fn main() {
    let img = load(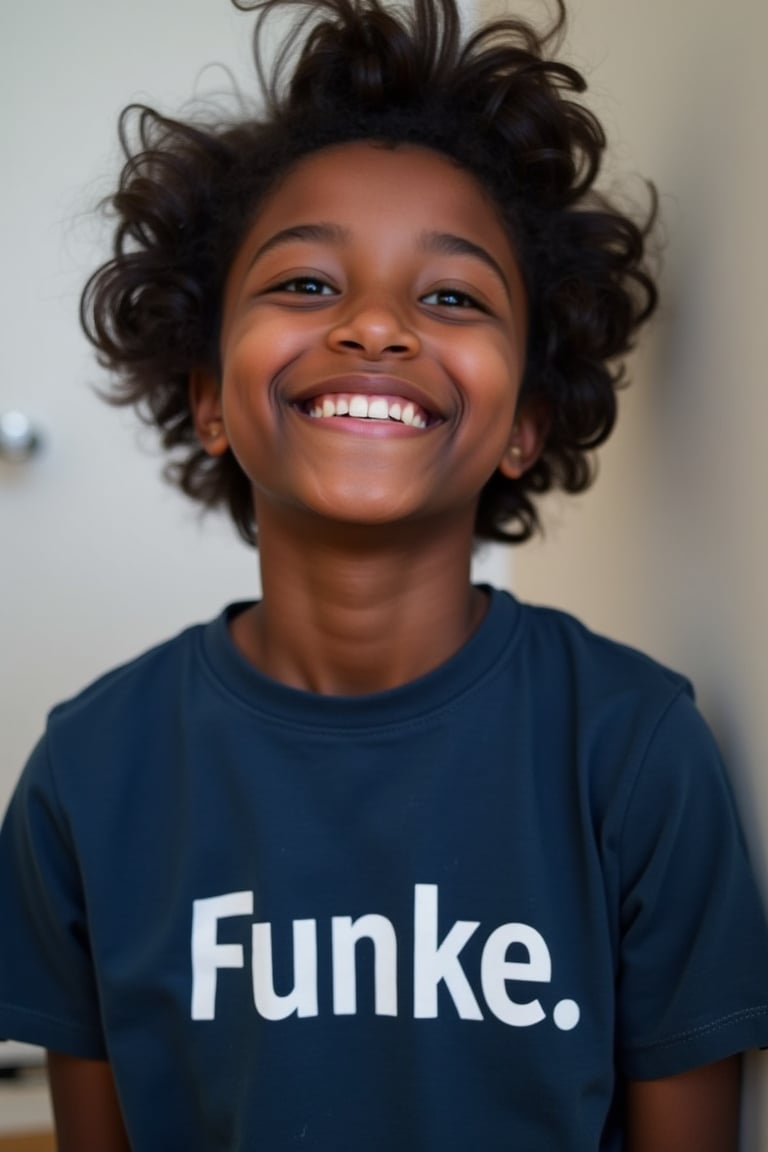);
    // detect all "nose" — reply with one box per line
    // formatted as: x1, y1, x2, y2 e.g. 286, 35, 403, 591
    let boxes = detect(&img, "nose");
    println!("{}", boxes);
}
326, 296, 420, 360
